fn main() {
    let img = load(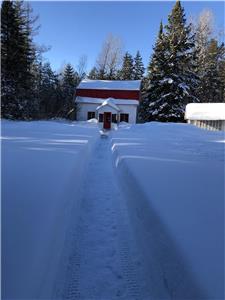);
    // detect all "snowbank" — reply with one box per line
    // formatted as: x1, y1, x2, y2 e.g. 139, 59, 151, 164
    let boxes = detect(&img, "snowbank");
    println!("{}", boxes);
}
185, 103, 225, 120
1, 120, 99, 299
111, 122, 224, 299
